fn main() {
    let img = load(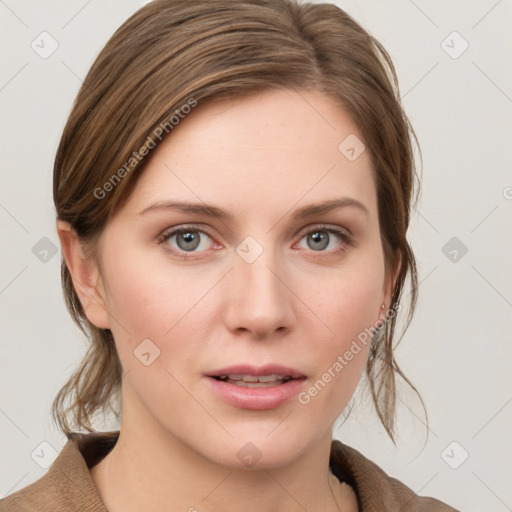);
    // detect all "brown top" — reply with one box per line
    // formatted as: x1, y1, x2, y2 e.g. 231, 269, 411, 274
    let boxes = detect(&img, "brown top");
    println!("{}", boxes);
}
0, 430, 459, 511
